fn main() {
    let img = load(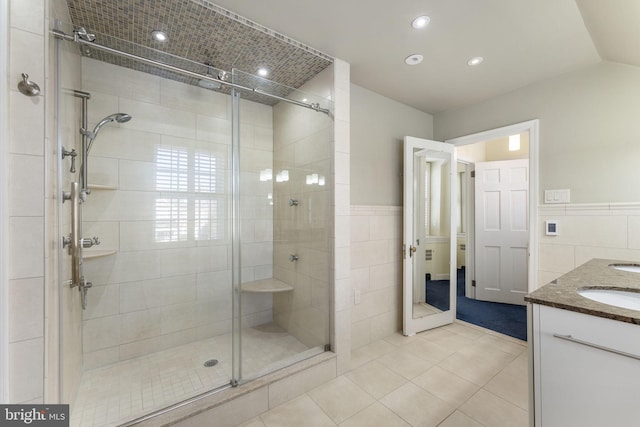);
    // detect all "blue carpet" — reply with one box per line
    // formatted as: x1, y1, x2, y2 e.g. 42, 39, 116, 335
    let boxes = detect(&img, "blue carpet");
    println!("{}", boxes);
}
426, 269, 527, 341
